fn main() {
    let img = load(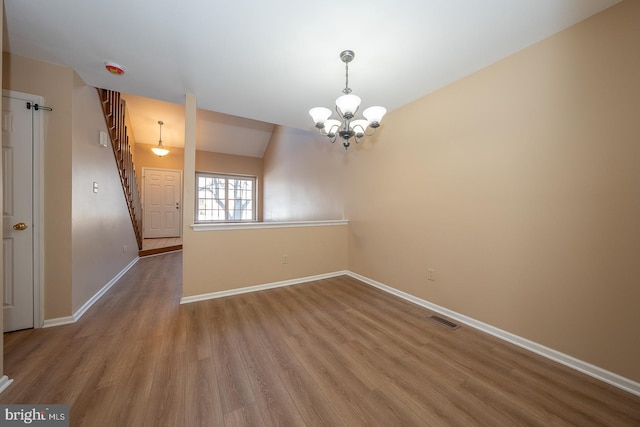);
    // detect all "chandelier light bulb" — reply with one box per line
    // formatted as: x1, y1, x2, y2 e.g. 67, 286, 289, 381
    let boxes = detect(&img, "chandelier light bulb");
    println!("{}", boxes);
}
309, 107, 332, 128
349, 119, 369, 138
335, 94, 361, 119
324, 119, 341, 137
363, 106, 387, 128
